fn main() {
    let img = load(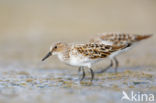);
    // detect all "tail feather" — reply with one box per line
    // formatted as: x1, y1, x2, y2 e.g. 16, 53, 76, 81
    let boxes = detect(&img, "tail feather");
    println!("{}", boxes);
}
135, 34, 153, 41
